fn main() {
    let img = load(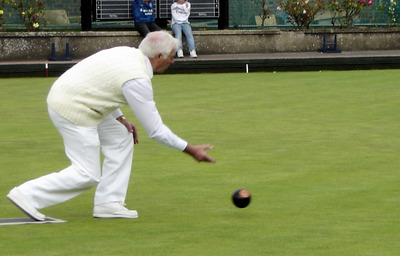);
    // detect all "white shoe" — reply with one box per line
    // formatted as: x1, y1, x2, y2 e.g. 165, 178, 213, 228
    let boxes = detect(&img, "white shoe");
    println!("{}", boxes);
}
177, 49, 184, 58
93, 203, 138, 219
190, 50, 197, 58
7, 187, 46, 221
